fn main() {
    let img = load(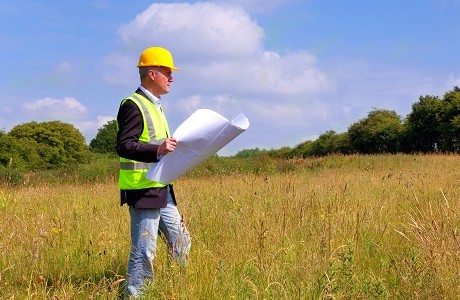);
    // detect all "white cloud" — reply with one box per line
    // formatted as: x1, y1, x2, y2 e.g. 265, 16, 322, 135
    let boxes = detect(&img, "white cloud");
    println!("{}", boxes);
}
19, 97, 115, 142
55, 61, 73, 73
248, 101, 302, 120
76, 115, 115, 142
23, 97, 87, 117
176, 95, 202, 113
95, 115, 115, 128
226, 50, 330, 96
213, 0, 292, 13
118, 2, 263, 58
